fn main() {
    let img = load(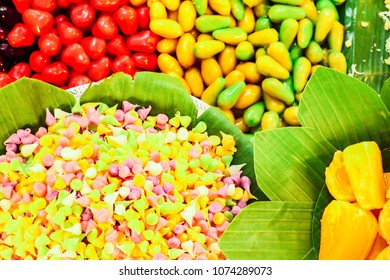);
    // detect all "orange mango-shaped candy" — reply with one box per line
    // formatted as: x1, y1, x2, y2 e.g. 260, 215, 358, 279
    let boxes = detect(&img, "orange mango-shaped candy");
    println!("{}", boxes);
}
384, 172, 390, 200
343, 141, 385, 210
376, 246, 390, 260
325, 150, 355, 202
319, 200, 378, 260
378, 200, 390, 244
366, 233, 388, 260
